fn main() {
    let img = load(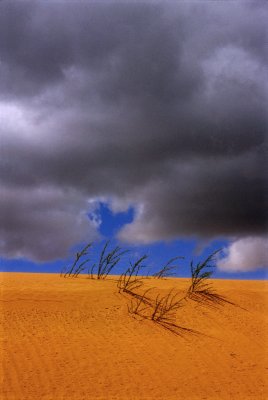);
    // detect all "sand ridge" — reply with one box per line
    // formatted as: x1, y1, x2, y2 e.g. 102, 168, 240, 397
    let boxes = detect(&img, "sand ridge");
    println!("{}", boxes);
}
1, 273, 267, 400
